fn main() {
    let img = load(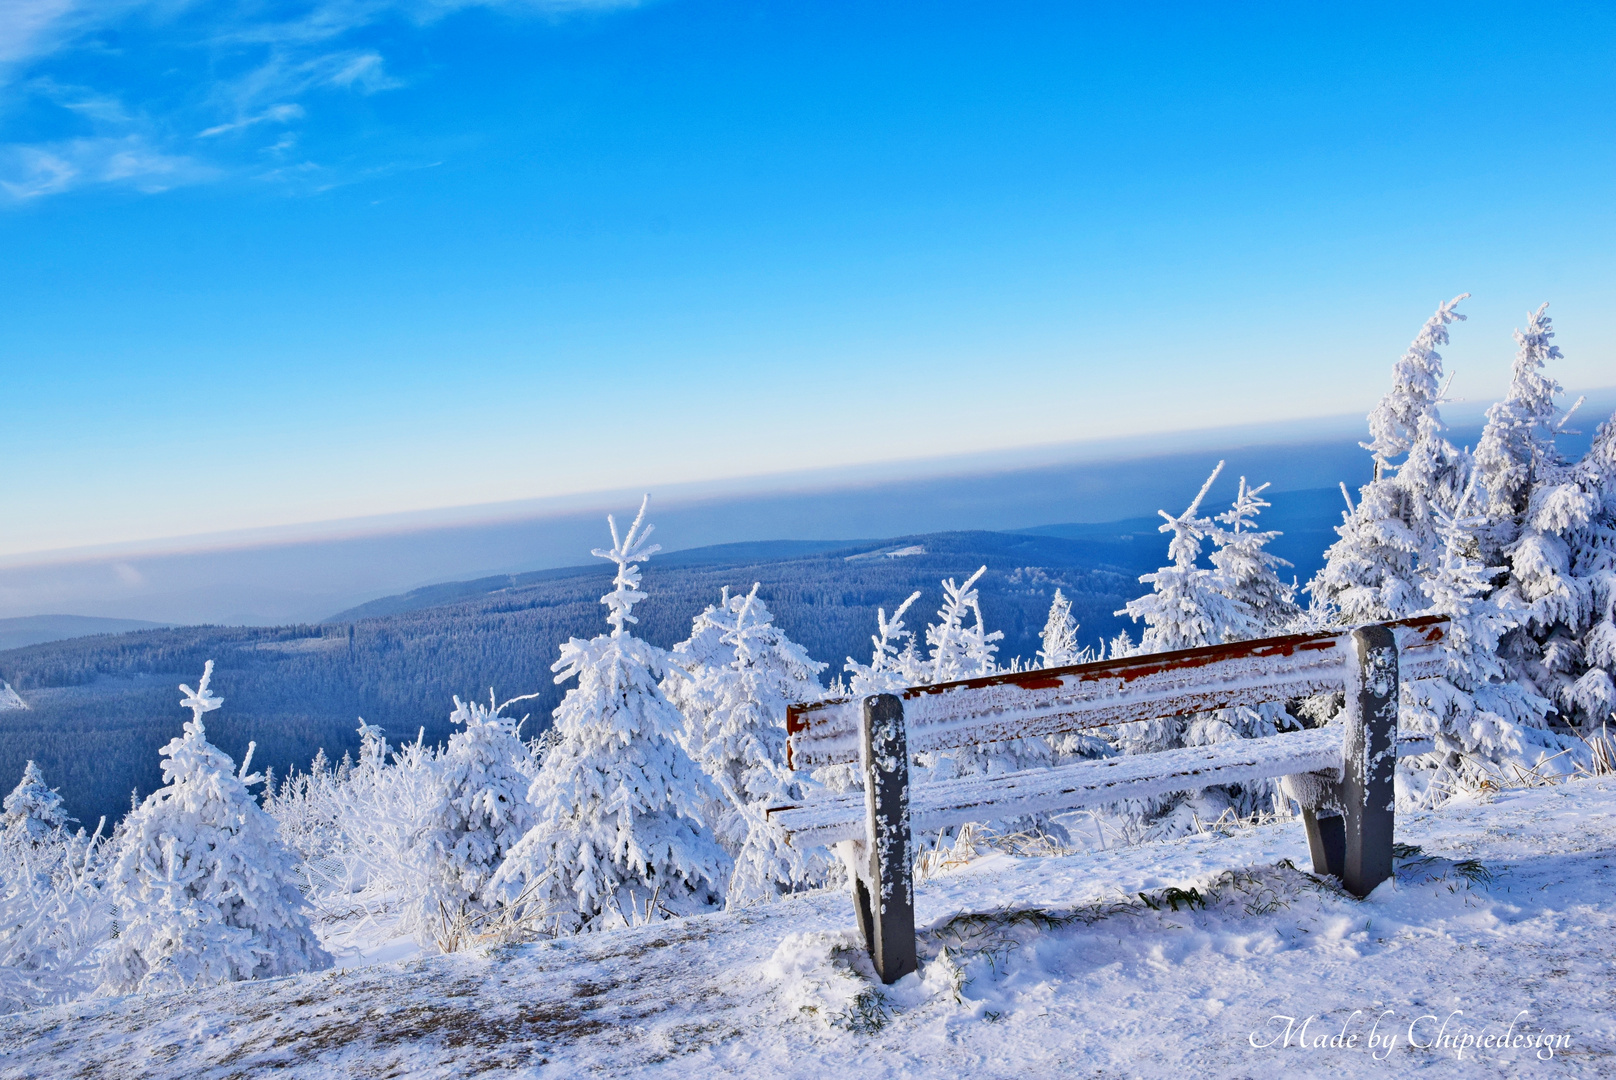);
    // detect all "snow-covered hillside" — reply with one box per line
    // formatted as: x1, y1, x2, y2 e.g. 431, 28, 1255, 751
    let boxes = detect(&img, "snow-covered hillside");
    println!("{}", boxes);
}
4, 774, 1610, 1078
